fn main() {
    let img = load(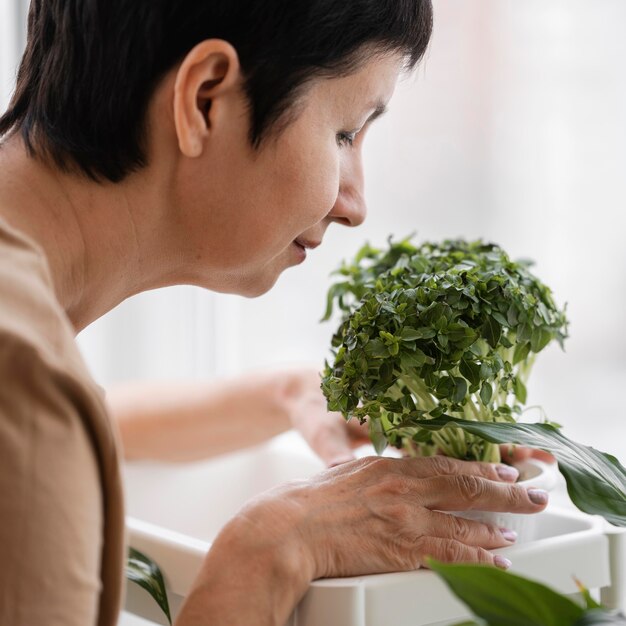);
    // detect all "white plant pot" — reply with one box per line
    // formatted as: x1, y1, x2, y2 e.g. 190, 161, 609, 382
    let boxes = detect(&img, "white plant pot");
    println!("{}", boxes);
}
451, 458, 559, 542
